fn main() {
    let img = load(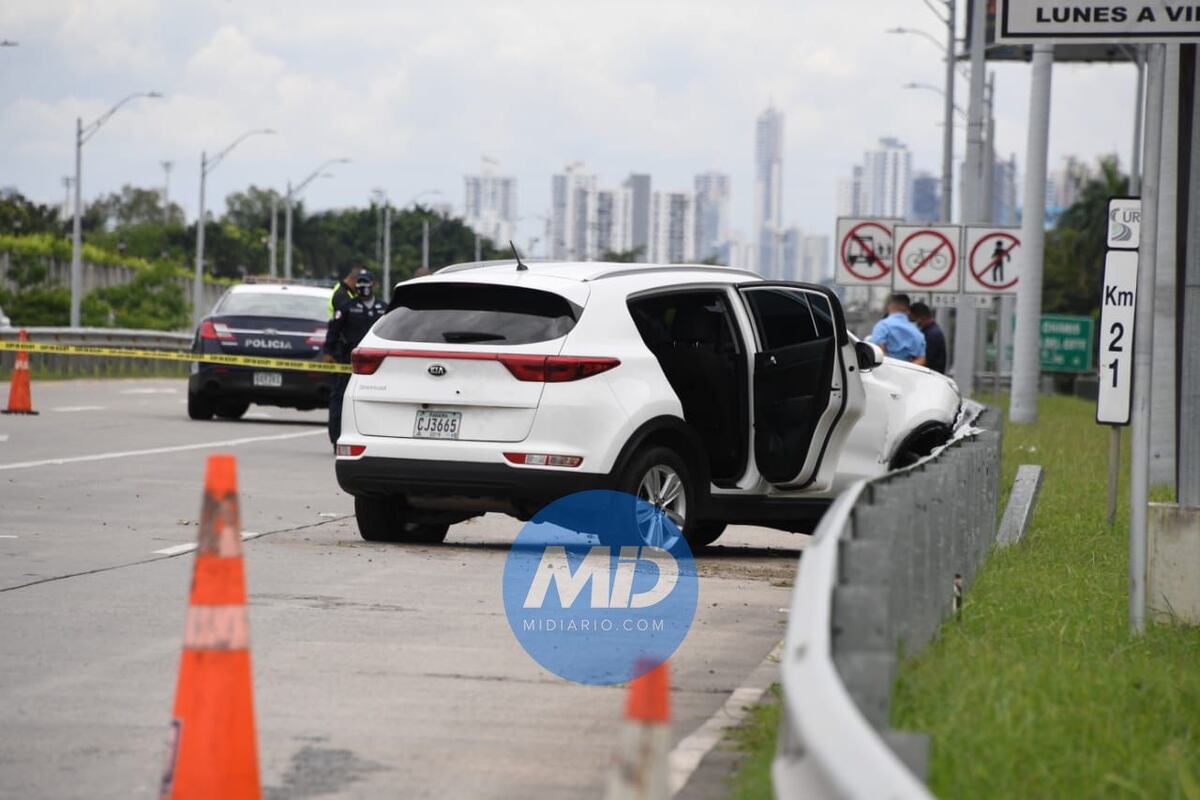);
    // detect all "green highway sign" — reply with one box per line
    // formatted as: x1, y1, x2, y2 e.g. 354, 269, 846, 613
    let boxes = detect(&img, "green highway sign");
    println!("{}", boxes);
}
1040, 314, 1094, 373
